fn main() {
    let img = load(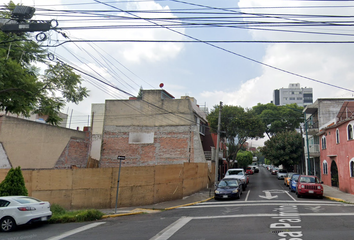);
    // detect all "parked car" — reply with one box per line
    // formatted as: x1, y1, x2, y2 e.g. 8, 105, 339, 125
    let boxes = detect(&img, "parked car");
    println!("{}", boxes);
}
224, 168, 248, 191
252, 165, 259, 173
246, 167, 254, 175
271, 167, 279, 175
0, 196, 52, 232
277, 169, 288, 180
290, 174, 300, 192
284, 172, 295, 186
214, 178, 242, 200
296, 175, 323, 198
